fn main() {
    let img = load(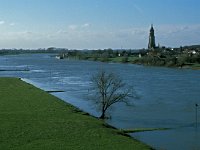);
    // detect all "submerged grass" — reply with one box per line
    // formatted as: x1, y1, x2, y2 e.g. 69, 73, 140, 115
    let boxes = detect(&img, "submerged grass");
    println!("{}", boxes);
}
122, 128, 171, 133
0, 77, 152, 150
